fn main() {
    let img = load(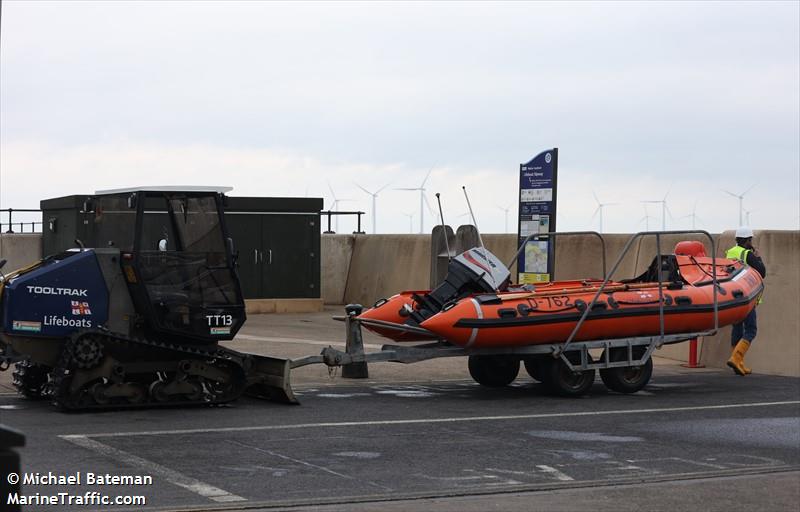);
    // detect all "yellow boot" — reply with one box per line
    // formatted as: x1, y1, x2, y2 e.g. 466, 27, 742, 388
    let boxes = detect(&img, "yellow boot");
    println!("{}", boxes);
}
727, 339, 751, 376
741, 341, 752, 374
